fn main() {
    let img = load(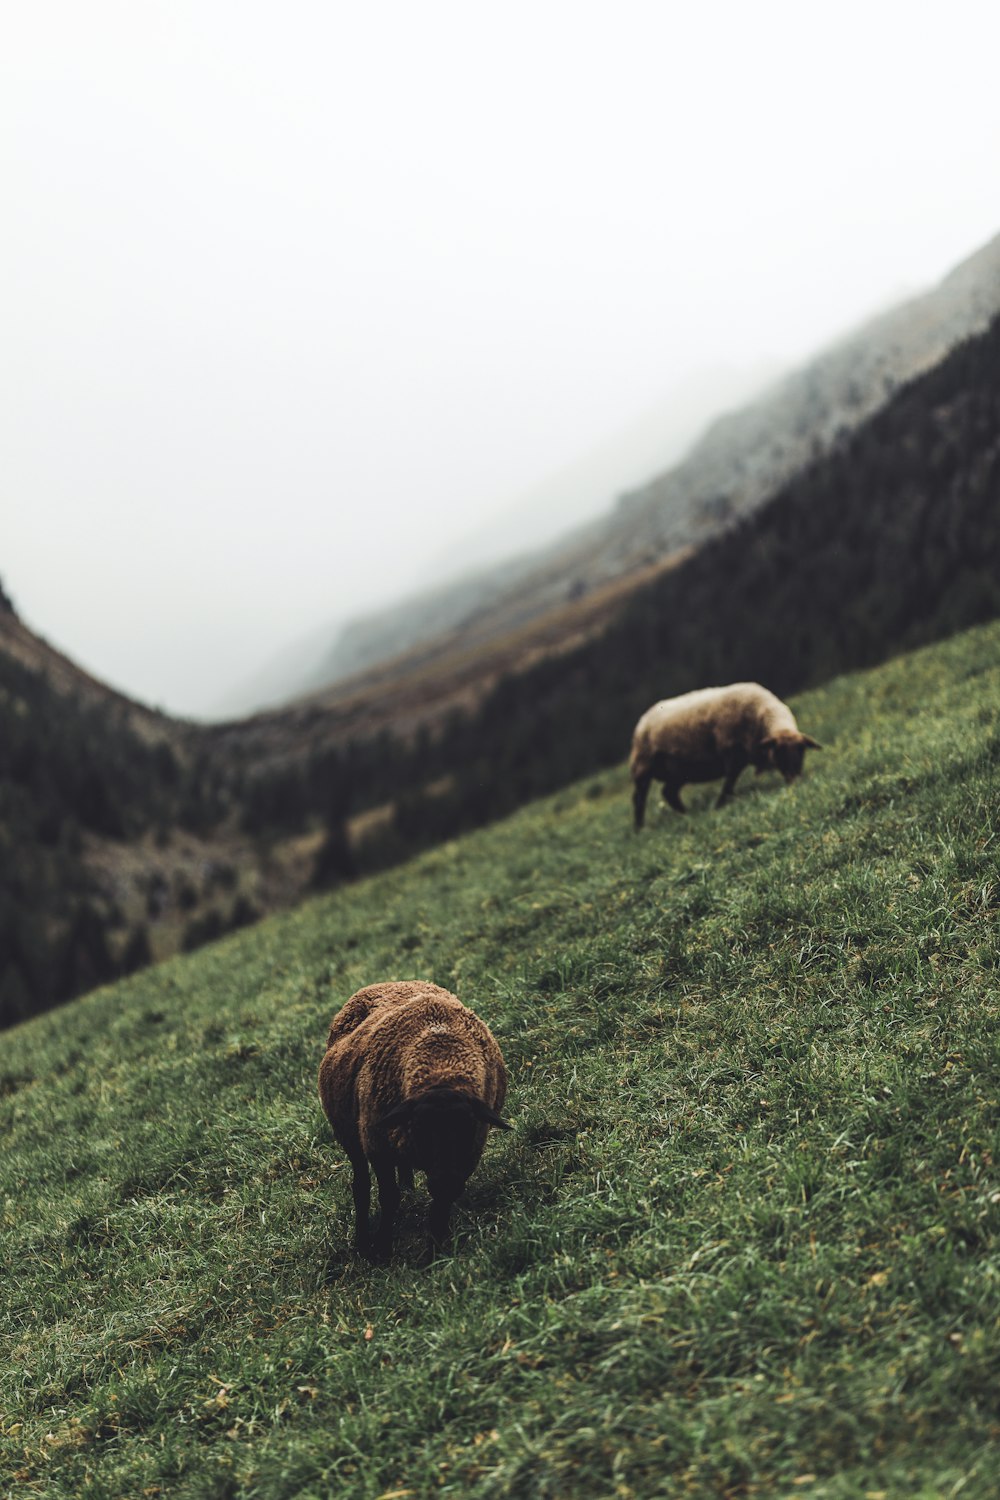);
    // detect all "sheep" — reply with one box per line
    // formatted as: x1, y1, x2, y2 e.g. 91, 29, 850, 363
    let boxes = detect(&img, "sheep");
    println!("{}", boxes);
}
629, 682, 821, 830
318, 980, 510, 1261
